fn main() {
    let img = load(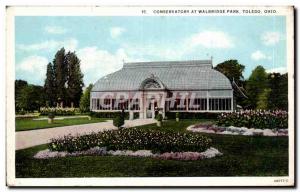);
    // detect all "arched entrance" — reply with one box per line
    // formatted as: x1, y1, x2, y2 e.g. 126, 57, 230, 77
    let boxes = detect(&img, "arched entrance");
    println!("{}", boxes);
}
139, 75, 167, 119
